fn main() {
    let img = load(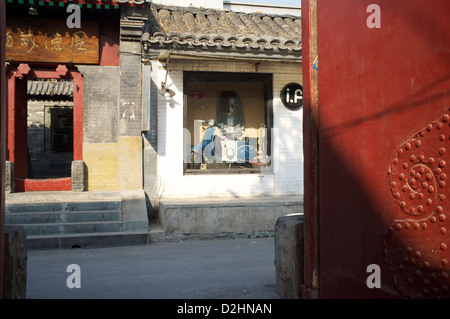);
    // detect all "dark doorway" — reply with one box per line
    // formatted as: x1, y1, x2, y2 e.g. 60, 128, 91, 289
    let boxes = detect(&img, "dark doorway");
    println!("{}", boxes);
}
26, 79, 74, 179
